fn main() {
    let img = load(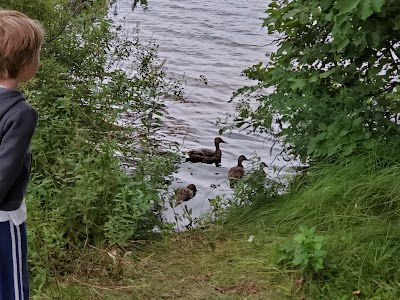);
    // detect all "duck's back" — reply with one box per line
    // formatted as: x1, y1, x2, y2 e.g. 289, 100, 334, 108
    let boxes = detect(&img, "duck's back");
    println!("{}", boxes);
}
175, 188, 194, 206
228, 166, 245, 179
188, 147, 214, 157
